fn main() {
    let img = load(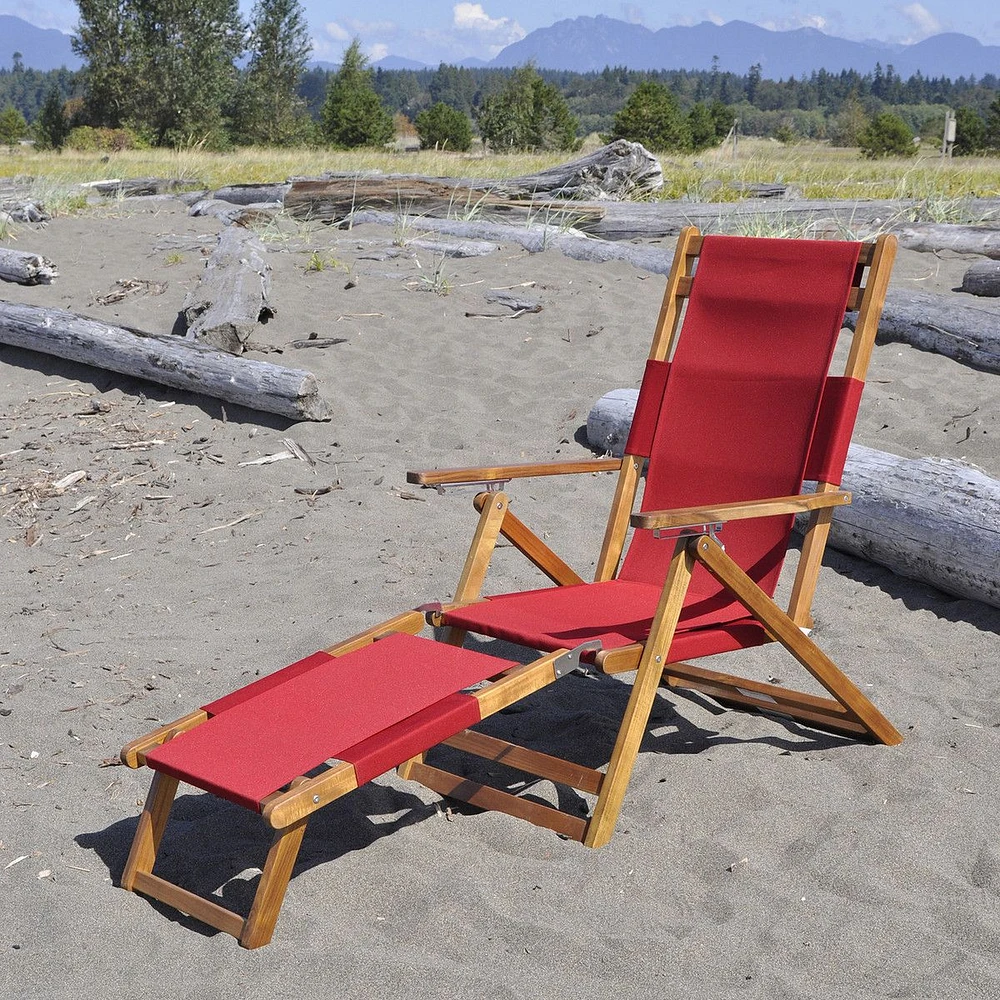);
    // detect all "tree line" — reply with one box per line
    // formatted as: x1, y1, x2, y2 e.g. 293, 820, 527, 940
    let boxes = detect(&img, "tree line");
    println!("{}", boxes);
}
2, 0, 1000, 157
